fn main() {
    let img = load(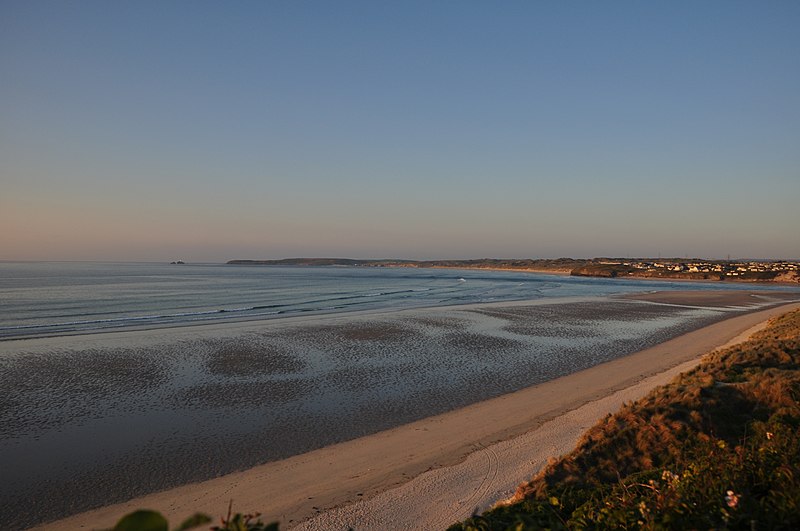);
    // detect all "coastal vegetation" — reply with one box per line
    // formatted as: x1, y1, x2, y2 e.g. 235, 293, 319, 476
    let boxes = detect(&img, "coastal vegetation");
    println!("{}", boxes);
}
451, 309, 800, 530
